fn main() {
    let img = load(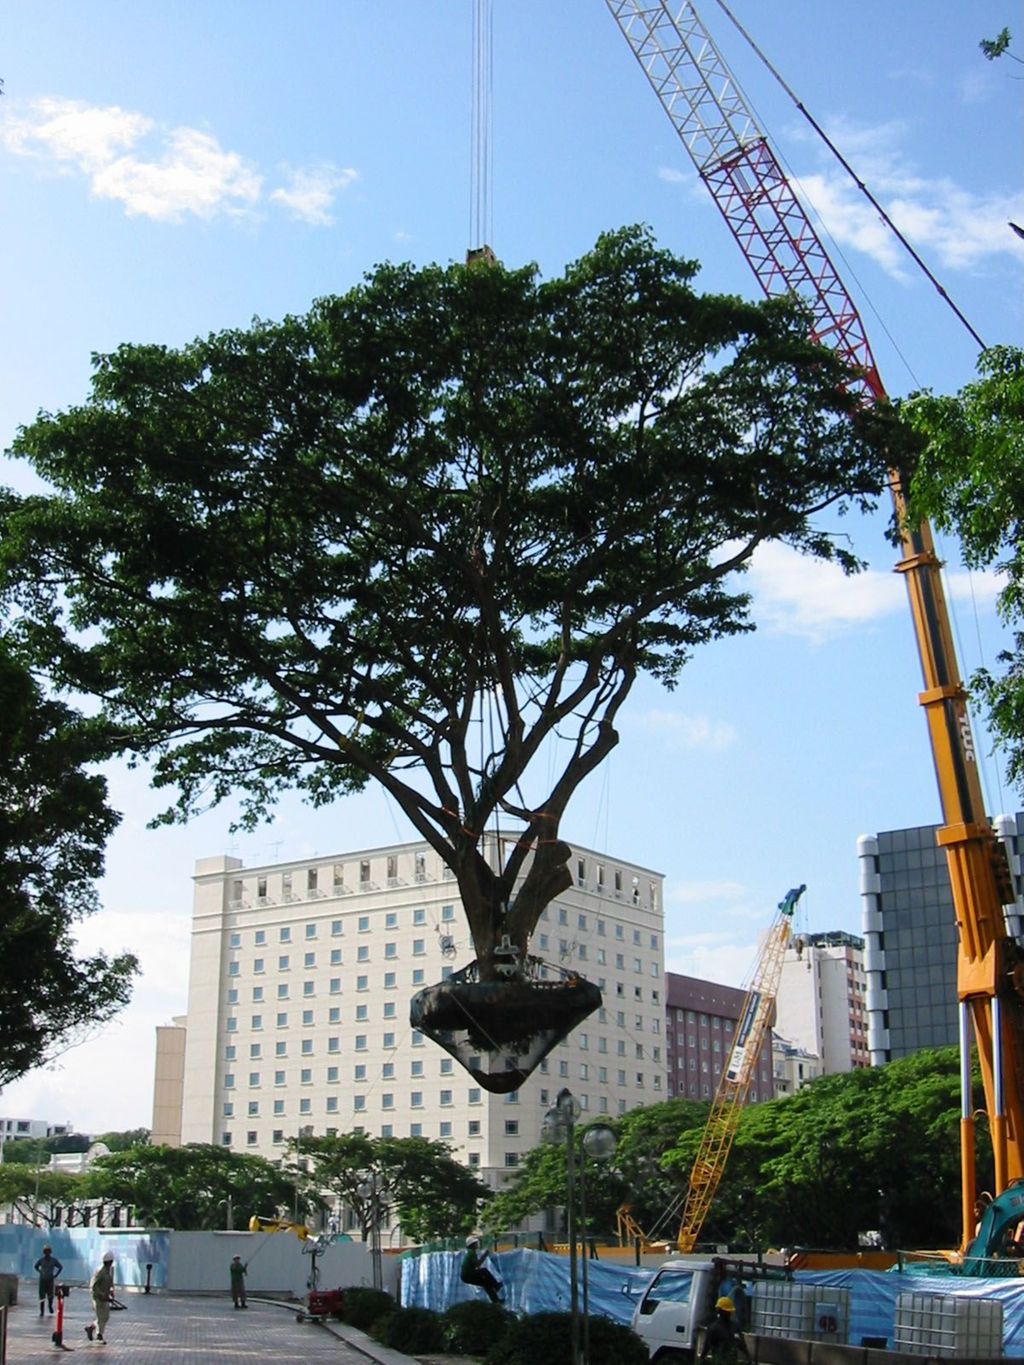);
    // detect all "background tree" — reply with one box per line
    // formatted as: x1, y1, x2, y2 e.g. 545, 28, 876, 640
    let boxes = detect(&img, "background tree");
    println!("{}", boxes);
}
93, 1127, 151, 1151
673, 1047, 967, 1250
0, 1164, 81, 1228
297, 1132, 489, 1243
0, 227, 898, 988
482, 1098, 706, 1238
0, 640, 137, 1085
903, 345, 1024, 793
81, 1142, 303, 1230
